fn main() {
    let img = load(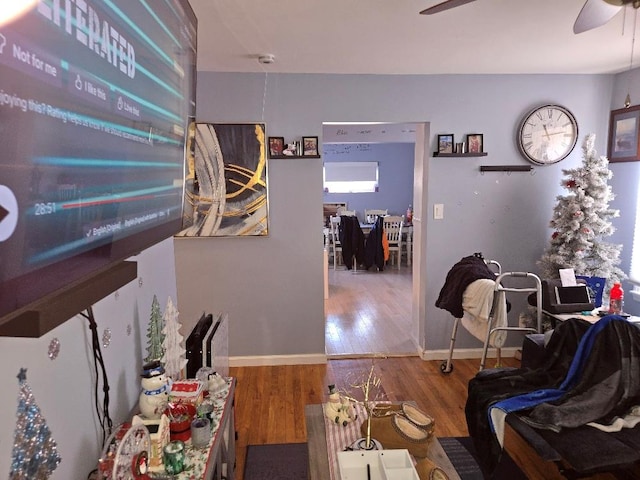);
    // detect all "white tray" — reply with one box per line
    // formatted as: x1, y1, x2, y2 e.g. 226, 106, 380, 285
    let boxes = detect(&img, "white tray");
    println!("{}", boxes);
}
337, 449, 419, 480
